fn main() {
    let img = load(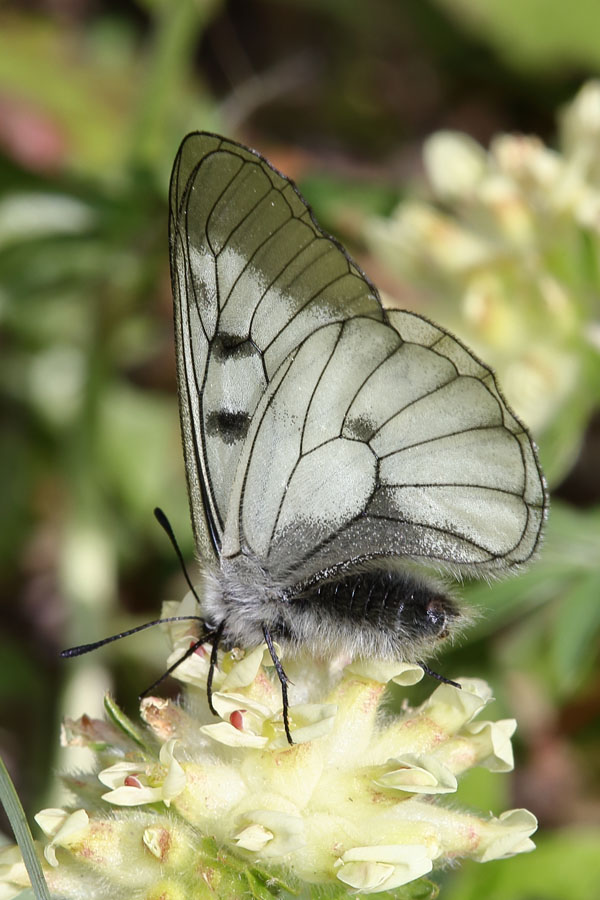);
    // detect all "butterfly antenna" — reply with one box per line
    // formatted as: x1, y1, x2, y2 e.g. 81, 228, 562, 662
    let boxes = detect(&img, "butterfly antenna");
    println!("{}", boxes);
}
263, 625, 293, 745
154, 507, 201, 603
61, 615, 208, 658
62, 509, 203, 659
418, 662, 461, 690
